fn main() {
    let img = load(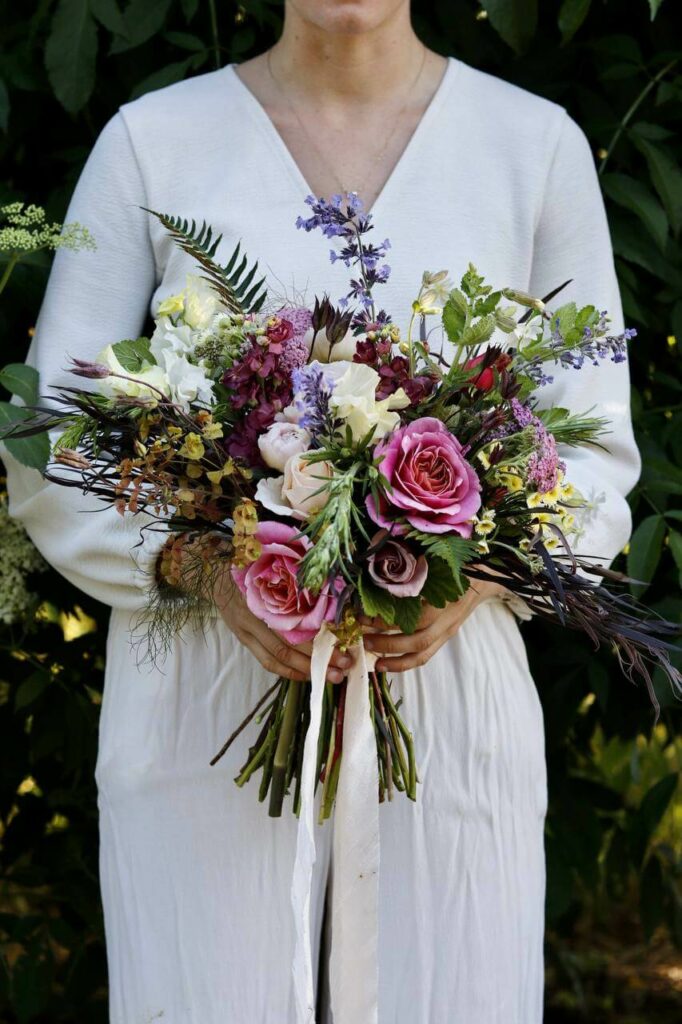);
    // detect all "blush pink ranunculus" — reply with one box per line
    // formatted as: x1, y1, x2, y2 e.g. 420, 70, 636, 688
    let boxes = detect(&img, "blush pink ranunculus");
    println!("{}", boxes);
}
231, 521, 339, 644
367, 417, 481, 536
